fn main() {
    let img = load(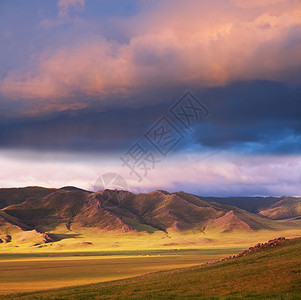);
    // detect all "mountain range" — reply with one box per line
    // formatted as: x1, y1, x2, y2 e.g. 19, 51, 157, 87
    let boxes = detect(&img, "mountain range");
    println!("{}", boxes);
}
0, 186, 300, 247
